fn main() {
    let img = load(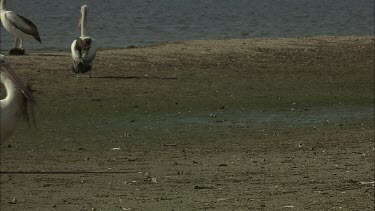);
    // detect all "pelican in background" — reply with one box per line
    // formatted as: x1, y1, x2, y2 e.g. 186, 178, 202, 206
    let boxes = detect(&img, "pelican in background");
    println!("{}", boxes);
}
0, 0, 42, 55
71, 5, 96, 77
1, 54, 35, 145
